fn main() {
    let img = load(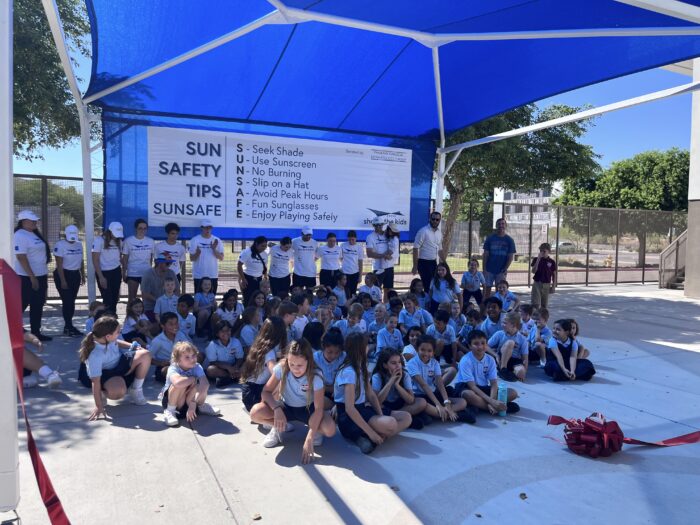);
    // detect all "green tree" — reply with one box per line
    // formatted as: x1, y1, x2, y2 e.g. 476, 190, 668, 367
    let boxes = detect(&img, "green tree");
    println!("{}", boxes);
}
13, 0, 90, 159
556, 148, 689, 264
441, 104, 599, 254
